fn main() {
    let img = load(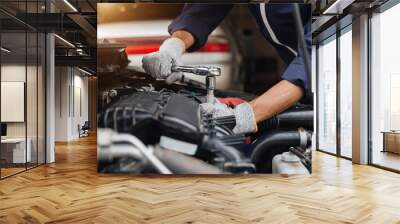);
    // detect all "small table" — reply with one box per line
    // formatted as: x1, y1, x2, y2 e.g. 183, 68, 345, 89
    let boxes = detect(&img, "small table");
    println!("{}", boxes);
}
1, 138, 31, 164
381, 131, 400, 154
